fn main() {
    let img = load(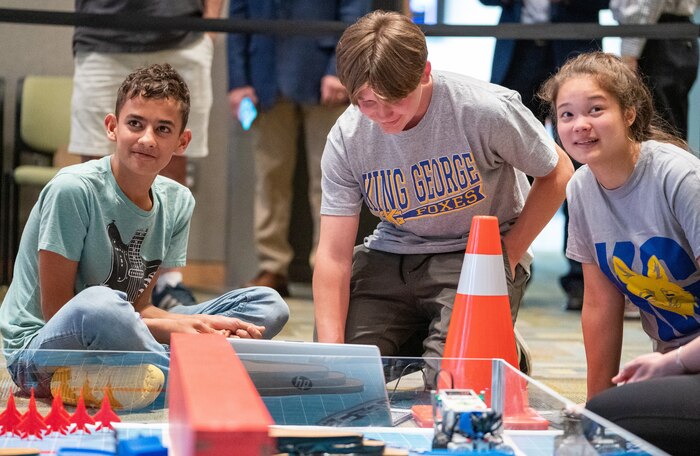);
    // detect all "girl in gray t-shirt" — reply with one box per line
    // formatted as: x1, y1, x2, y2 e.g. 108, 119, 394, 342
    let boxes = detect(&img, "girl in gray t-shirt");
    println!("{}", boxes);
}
540, 51, 700, 454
